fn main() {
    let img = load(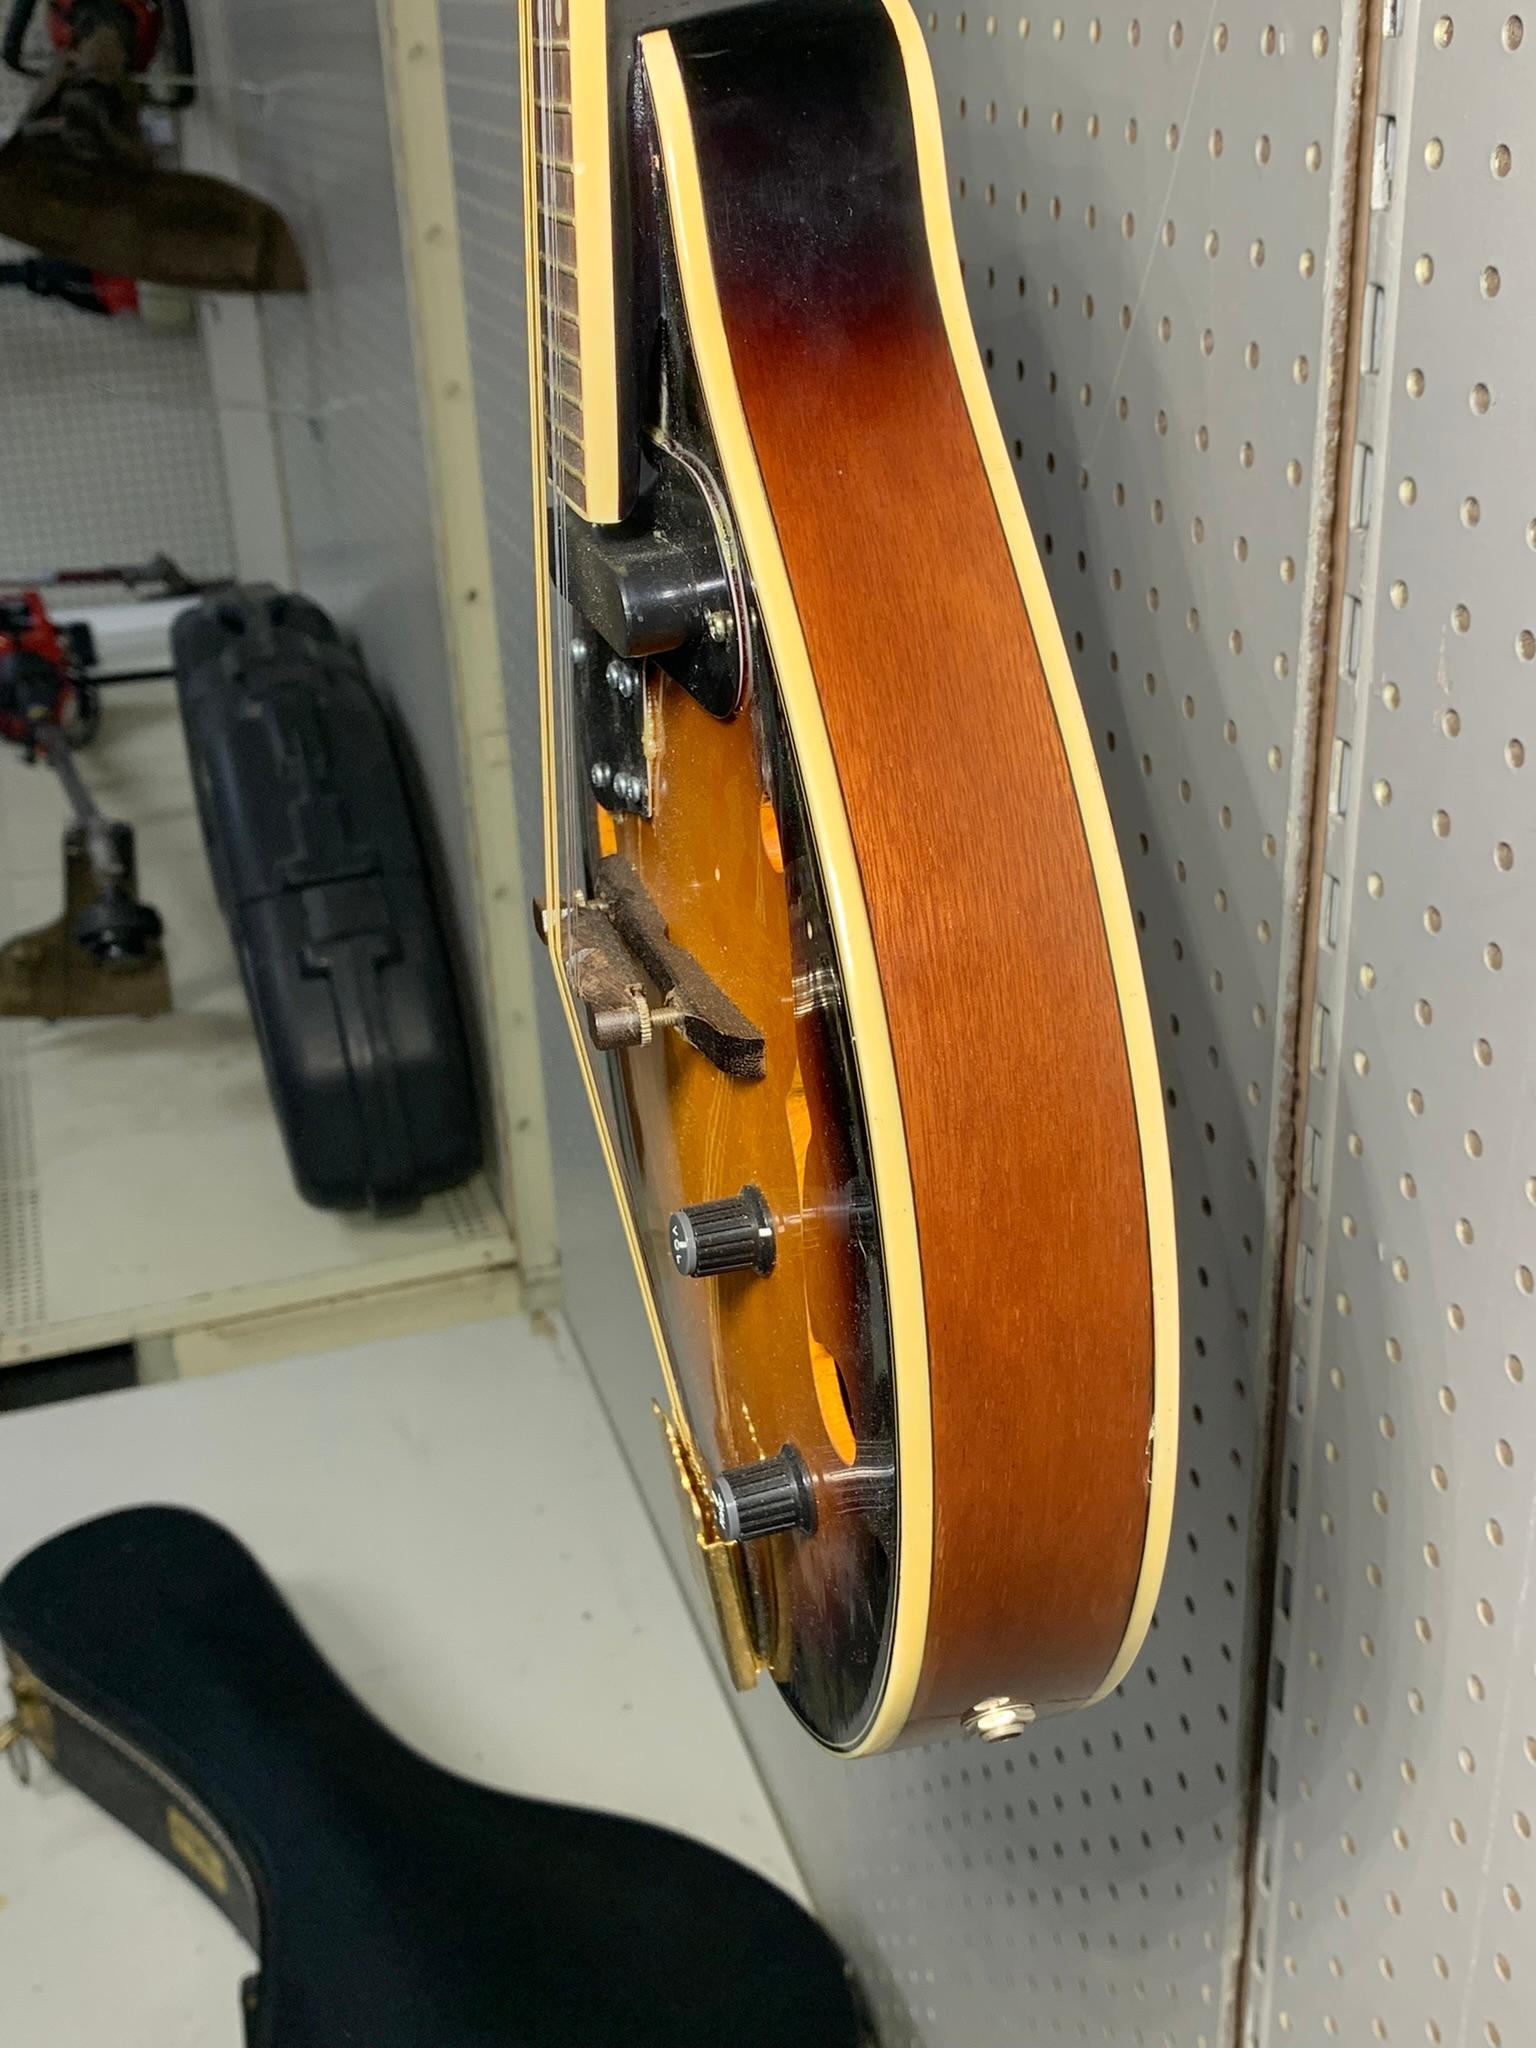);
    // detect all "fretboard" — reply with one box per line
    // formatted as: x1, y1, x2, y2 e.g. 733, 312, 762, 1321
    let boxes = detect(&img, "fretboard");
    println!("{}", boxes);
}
533, 0, 588, 511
